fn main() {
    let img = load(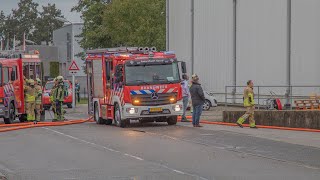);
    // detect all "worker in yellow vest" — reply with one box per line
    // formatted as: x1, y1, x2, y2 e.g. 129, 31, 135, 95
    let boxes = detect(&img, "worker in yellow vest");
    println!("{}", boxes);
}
236, 80, 258, 128
35, 78, 43, 121
24, 79, 37, 124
